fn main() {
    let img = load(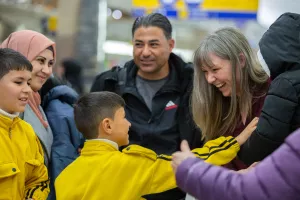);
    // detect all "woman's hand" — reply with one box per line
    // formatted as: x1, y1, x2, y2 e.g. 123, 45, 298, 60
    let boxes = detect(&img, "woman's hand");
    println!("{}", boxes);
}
172, 140, 195, 173
236, 117, 259, 145
237, 162, 259, 174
